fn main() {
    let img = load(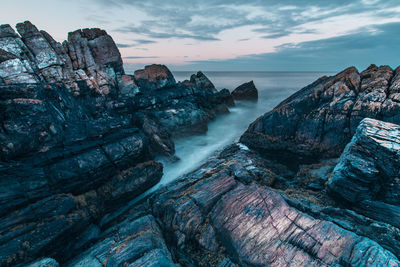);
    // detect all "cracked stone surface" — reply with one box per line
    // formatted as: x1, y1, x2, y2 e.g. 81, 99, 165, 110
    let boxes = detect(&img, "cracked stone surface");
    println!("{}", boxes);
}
240, 64, 400, 160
